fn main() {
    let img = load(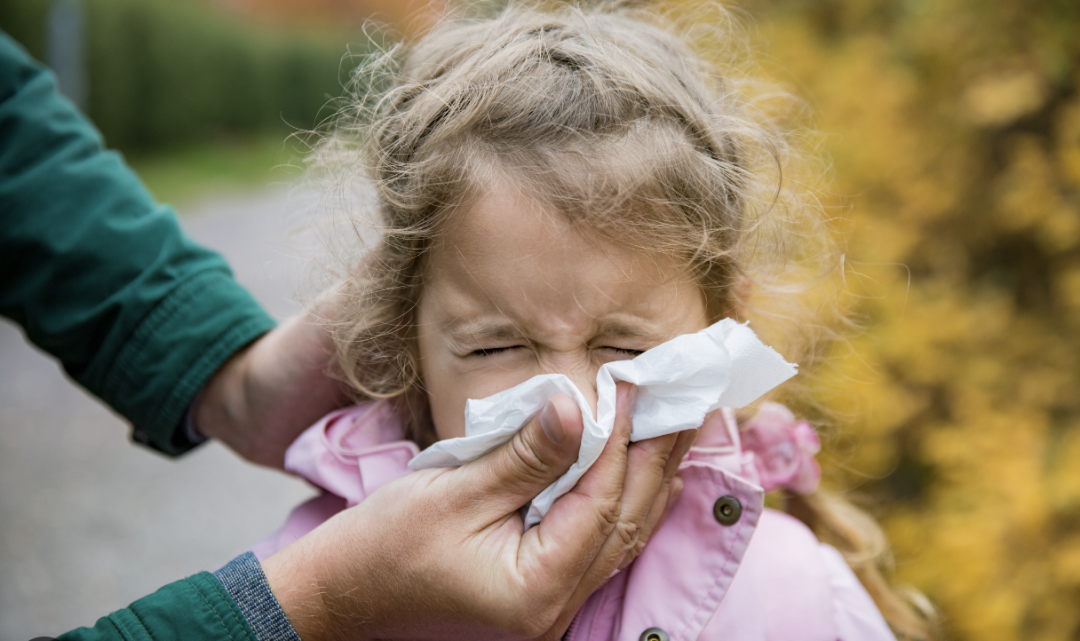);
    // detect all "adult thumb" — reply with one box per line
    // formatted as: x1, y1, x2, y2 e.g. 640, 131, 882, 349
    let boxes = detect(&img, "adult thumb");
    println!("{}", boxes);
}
457, 394, 585, 519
